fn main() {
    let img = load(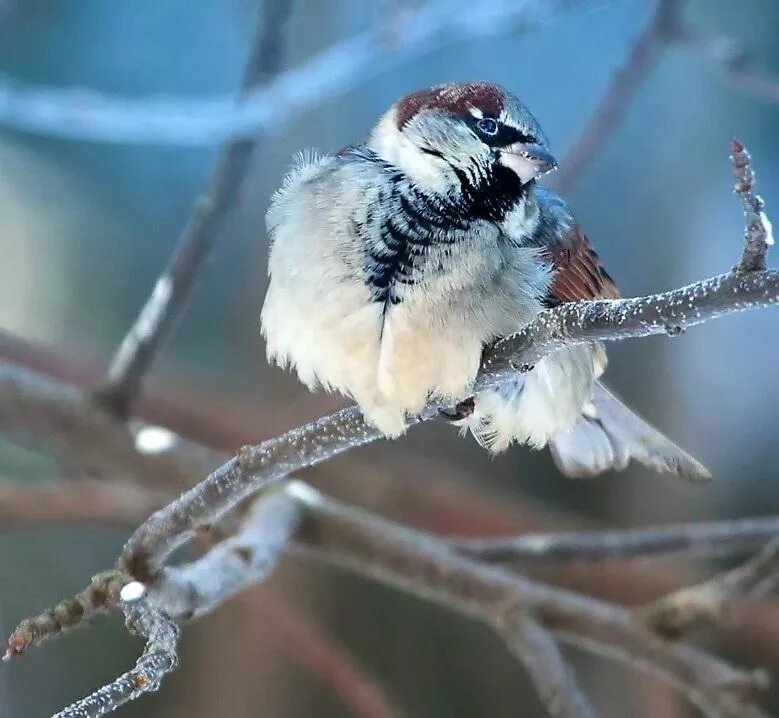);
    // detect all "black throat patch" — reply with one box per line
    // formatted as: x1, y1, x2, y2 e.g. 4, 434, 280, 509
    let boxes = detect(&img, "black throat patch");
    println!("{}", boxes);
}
449, 159, 527, 224
350, 148, 526, 310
